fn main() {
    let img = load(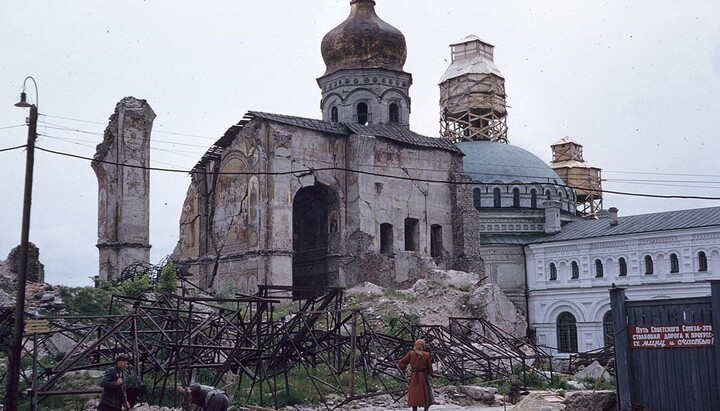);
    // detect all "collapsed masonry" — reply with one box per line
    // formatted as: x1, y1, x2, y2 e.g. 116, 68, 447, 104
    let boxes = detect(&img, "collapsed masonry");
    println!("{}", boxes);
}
0, 242, 45, 283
